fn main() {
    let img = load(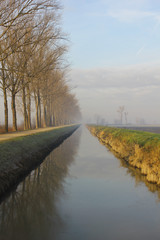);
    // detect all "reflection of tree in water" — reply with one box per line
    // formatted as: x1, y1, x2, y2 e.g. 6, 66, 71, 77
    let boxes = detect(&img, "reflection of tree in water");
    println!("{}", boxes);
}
0, 128, 81, 240
99, 139, 160, 202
